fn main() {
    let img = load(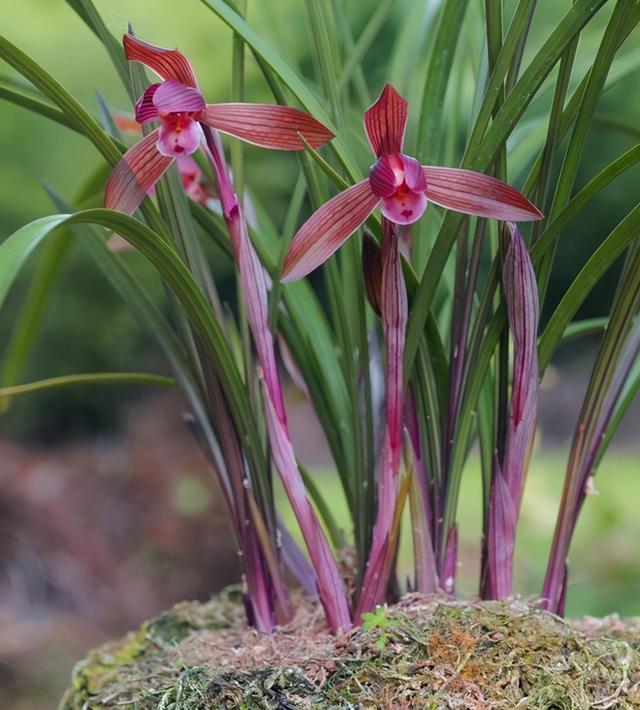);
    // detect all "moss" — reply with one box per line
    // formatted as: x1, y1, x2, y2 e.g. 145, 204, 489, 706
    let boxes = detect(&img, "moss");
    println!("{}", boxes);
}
61, 593, 640, 709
